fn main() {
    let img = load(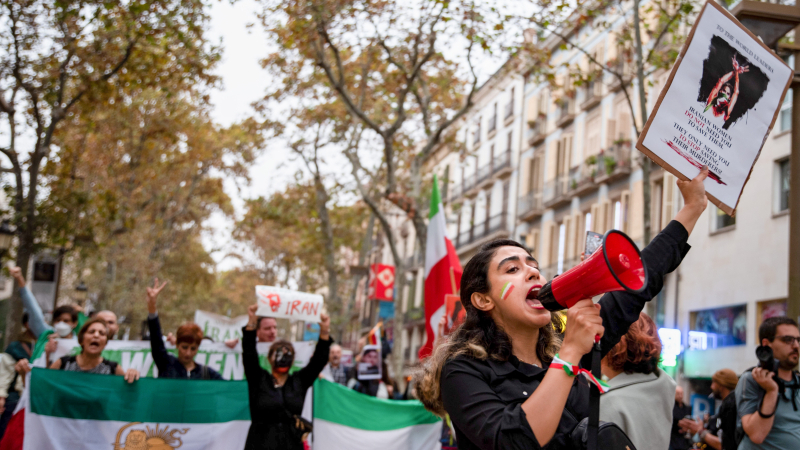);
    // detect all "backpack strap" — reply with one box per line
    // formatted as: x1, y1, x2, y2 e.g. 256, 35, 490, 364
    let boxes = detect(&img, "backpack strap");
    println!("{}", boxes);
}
587, 342, 601, 450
